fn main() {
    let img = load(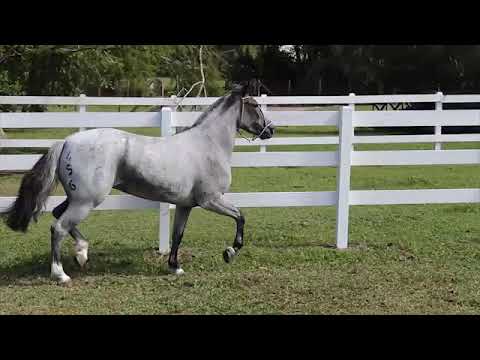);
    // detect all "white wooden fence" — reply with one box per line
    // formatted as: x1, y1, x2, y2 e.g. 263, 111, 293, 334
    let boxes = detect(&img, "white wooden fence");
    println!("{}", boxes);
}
1, 92, 480, 252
